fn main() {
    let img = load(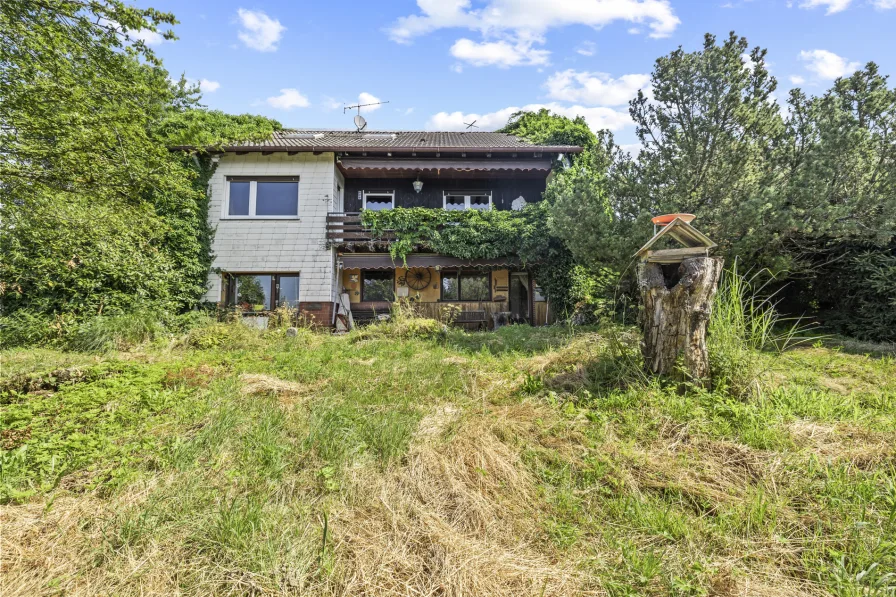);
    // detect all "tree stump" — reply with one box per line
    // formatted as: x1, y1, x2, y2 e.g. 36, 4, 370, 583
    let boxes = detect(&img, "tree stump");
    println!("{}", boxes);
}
638, 257, 724, 382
